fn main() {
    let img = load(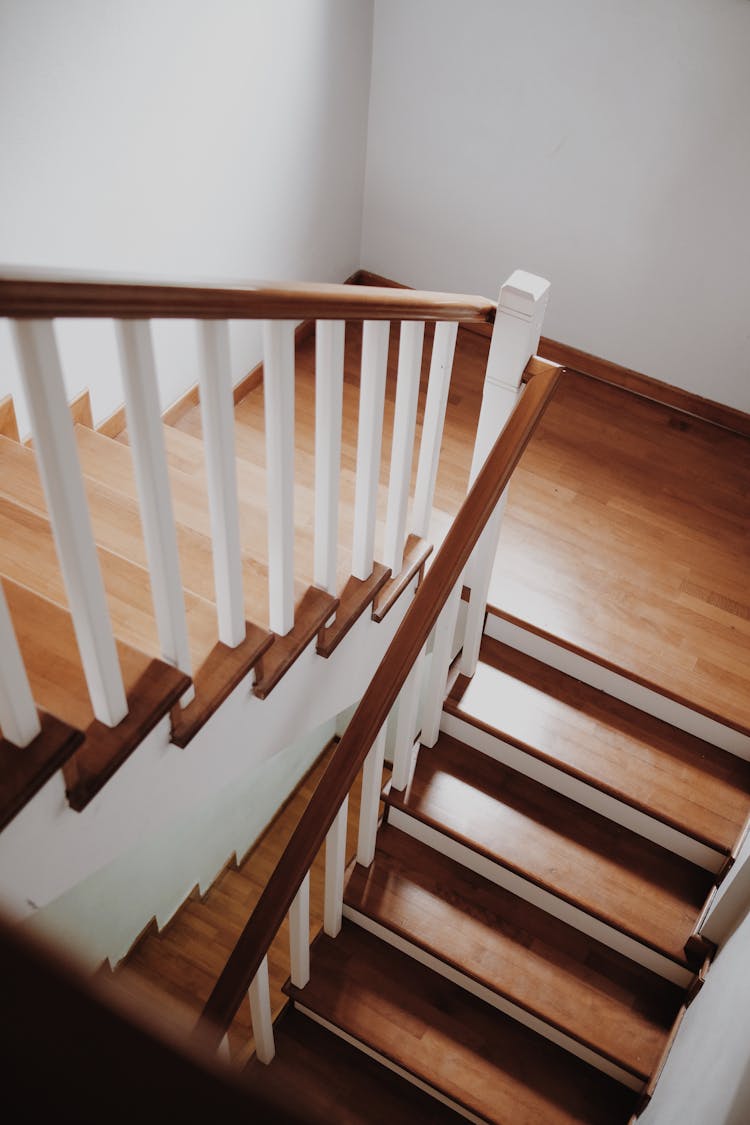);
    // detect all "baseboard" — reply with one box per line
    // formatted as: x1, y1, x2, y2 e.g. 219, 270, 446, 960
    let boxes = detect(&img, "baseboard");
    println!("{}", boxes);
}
352, 269, 750, 438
